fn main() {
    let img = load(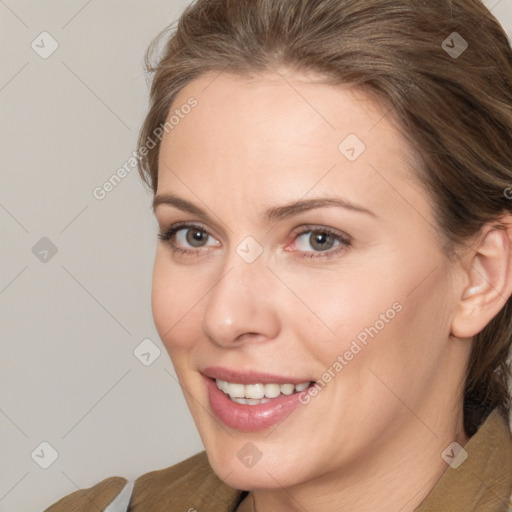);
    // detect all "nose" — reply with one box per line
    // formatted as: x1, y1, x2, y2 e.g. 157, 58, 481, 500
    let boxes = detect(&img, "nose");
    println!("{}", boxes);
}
201, 254, 281, 348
